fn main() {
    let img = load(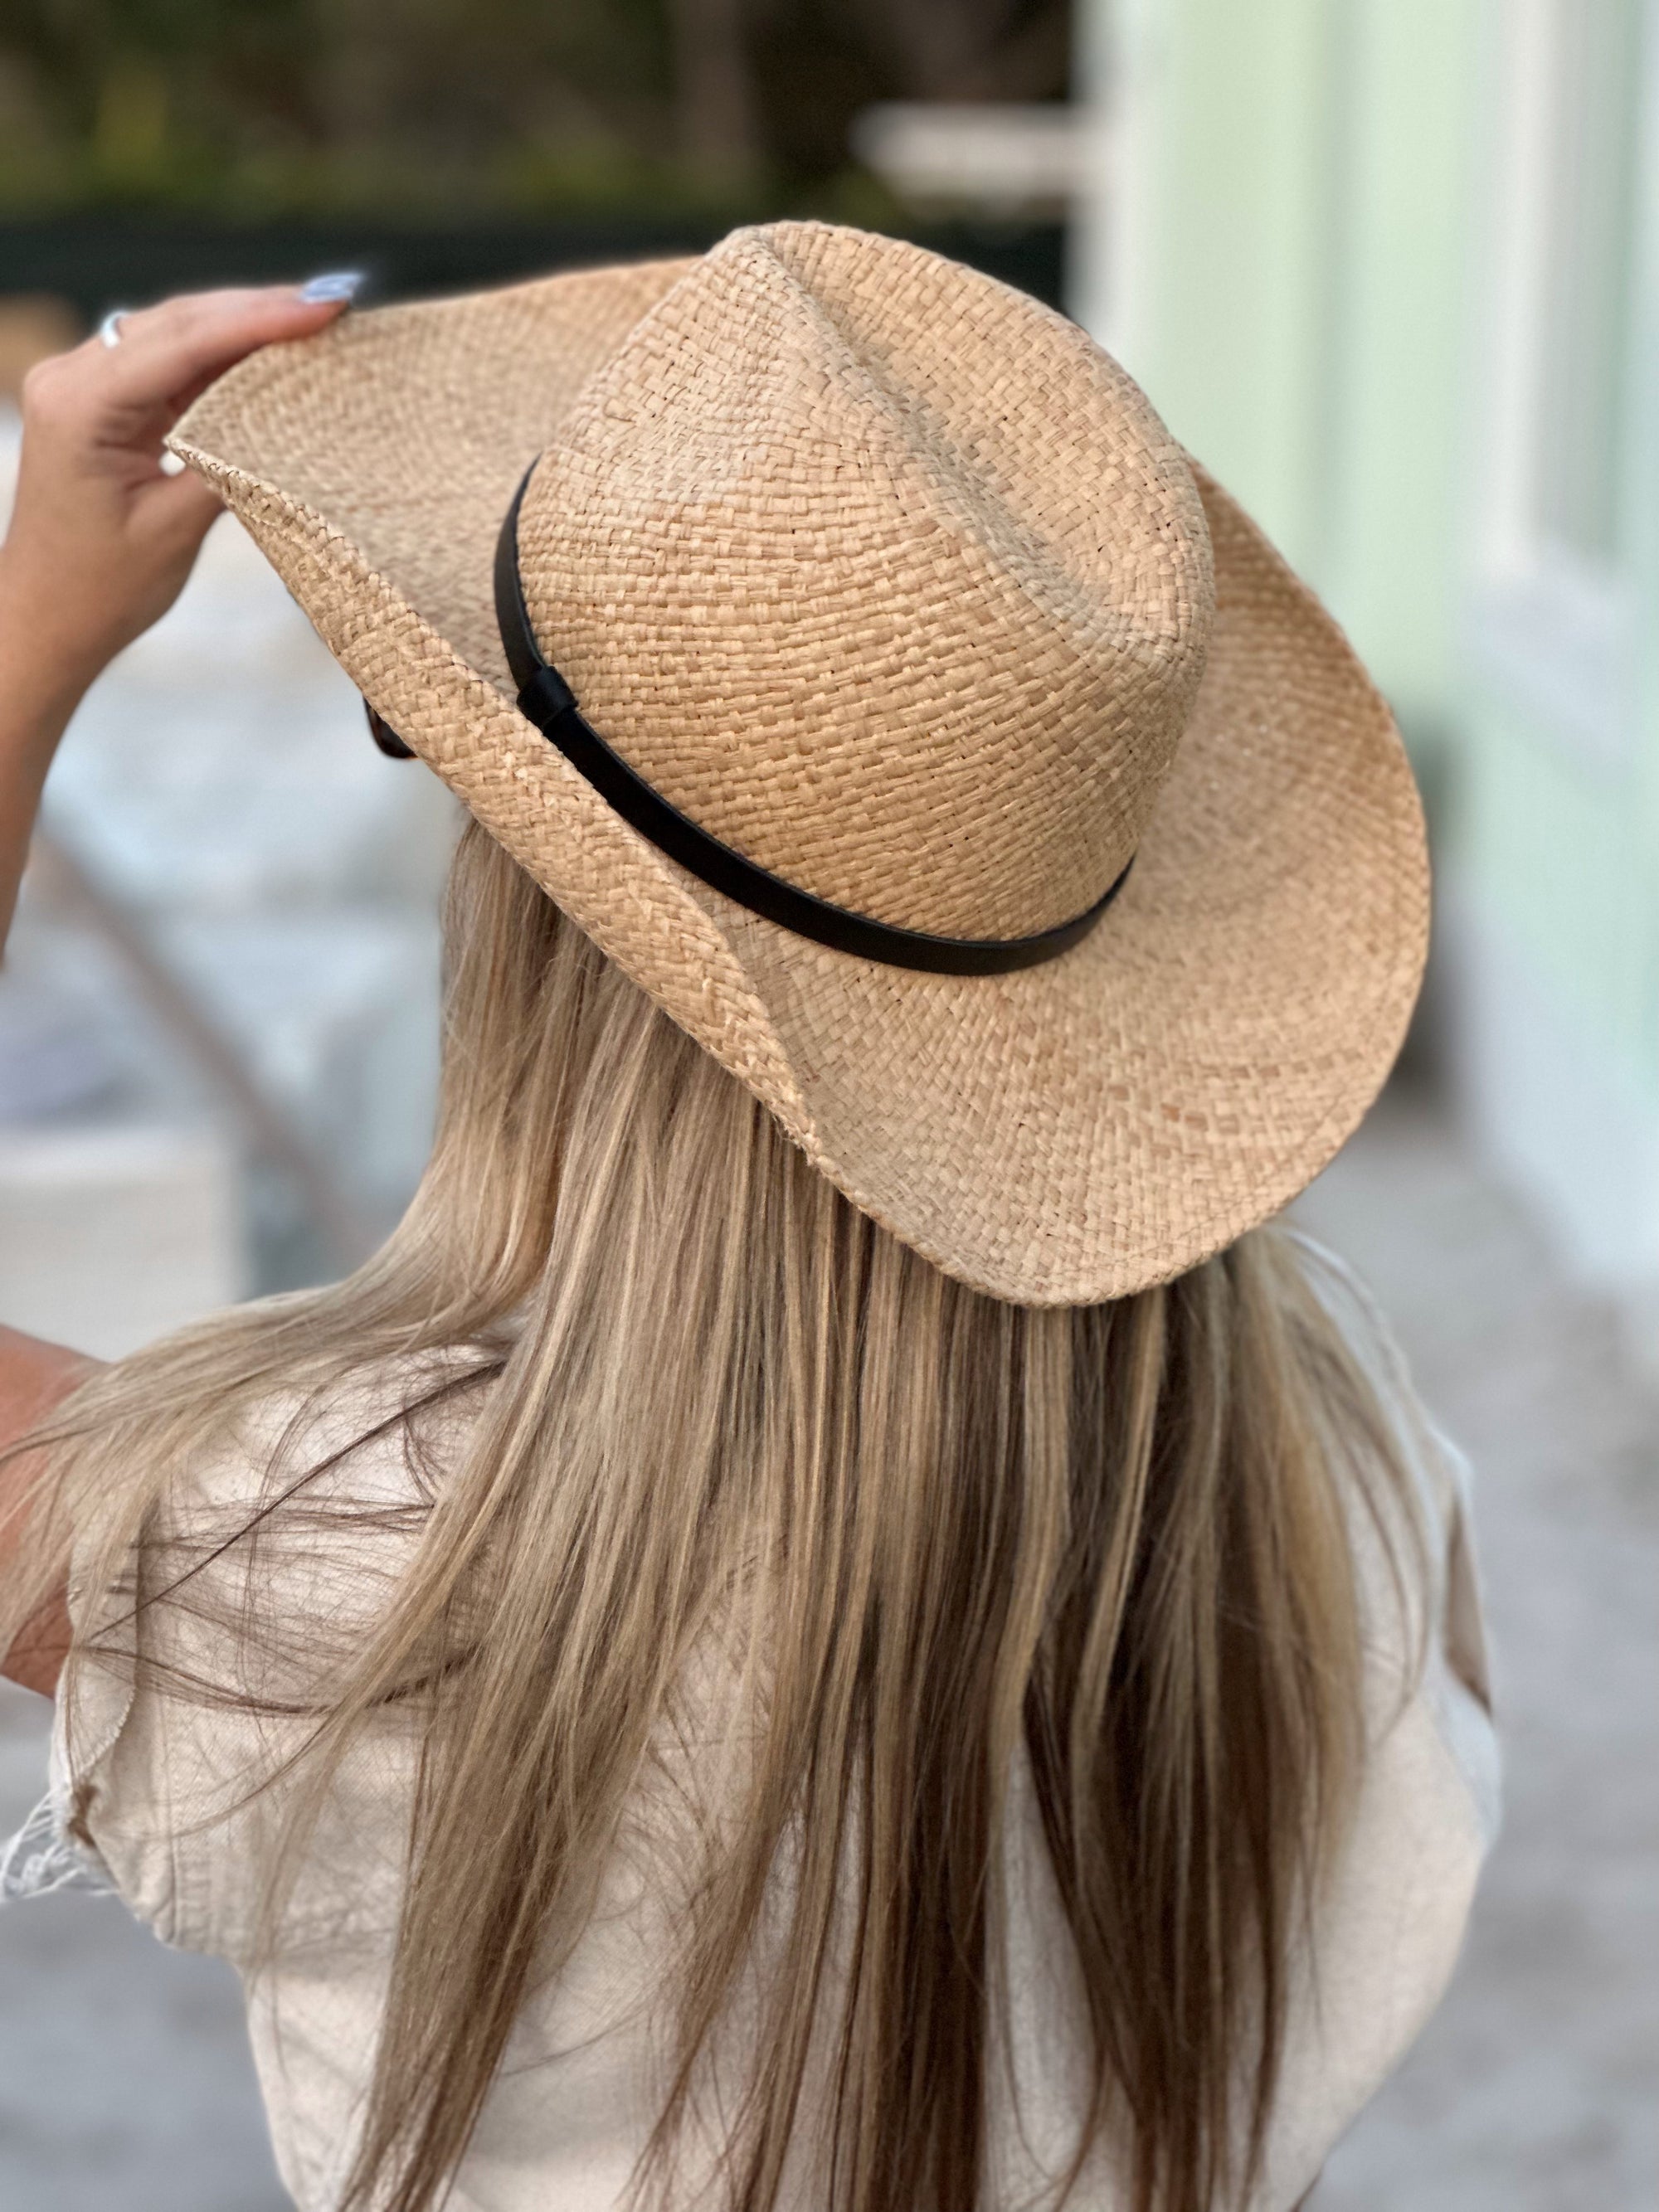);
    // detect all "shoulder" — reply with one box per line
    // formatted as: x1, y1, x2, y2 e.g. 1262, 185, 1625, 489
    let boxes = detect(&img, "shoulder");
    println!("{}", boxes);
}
178, 1343, 497, 1523
1285, 1230, 1502, 1840
1282, 1229, 1465, 1522
65, 1342, 498, 1725
51, 1346, 496, 1953
136, 1344, 498, 1673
